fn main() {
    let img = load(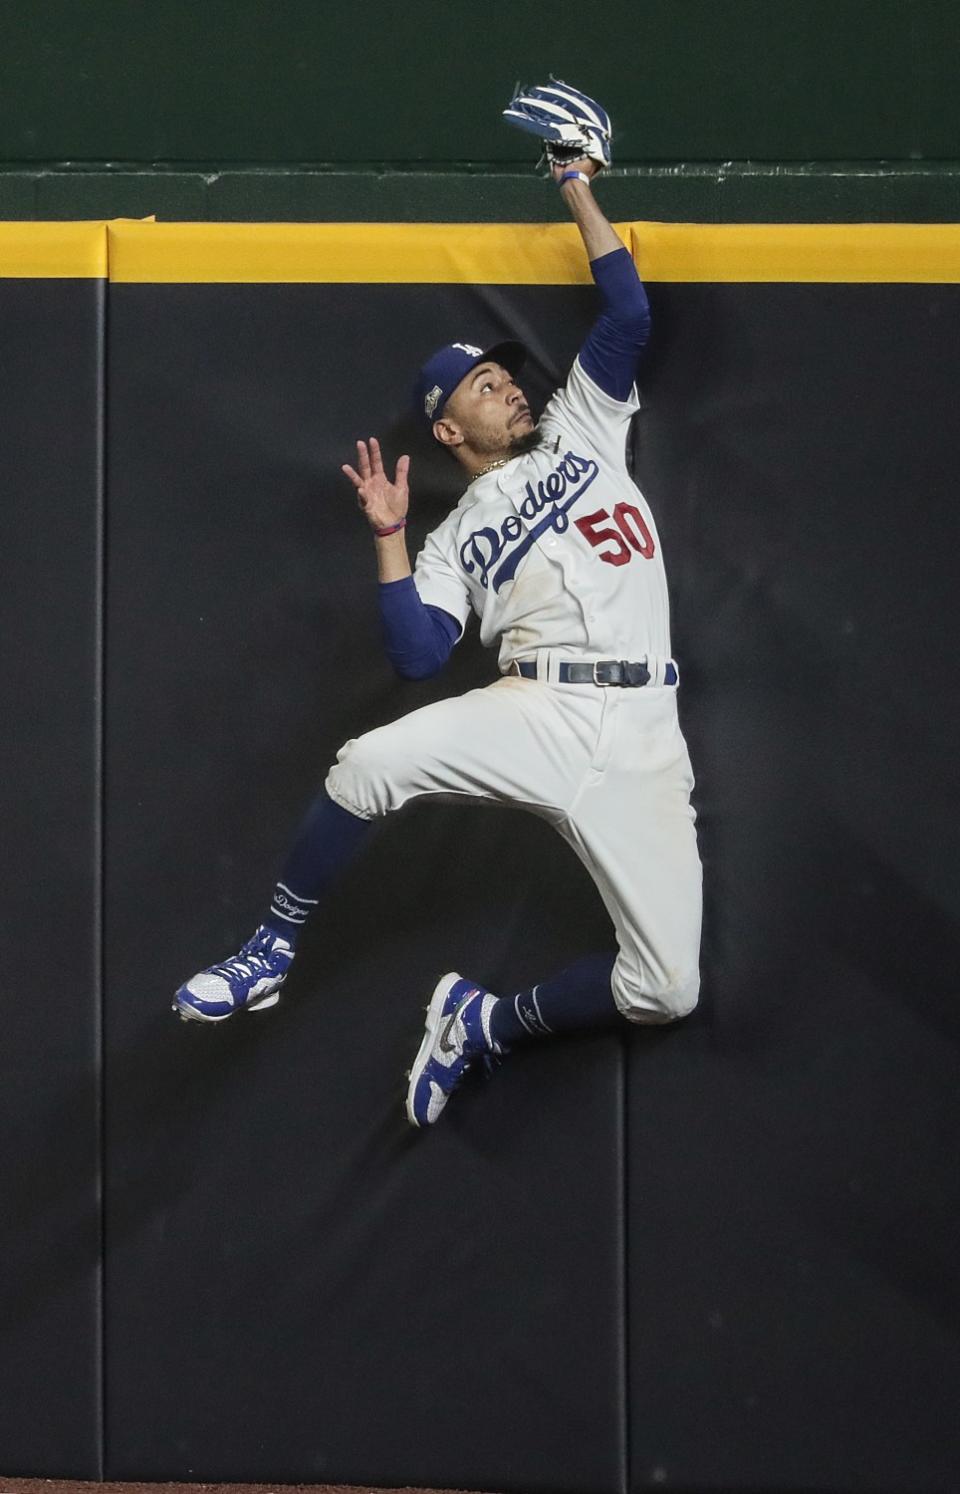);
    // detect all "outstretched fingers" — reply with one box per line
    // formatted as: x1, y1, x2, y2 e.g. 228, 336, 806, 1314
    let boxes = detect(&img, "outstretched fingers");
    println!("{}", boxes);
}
342, 437, 374, 498
341, 437, 381, 491
341, 439, 408, 523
